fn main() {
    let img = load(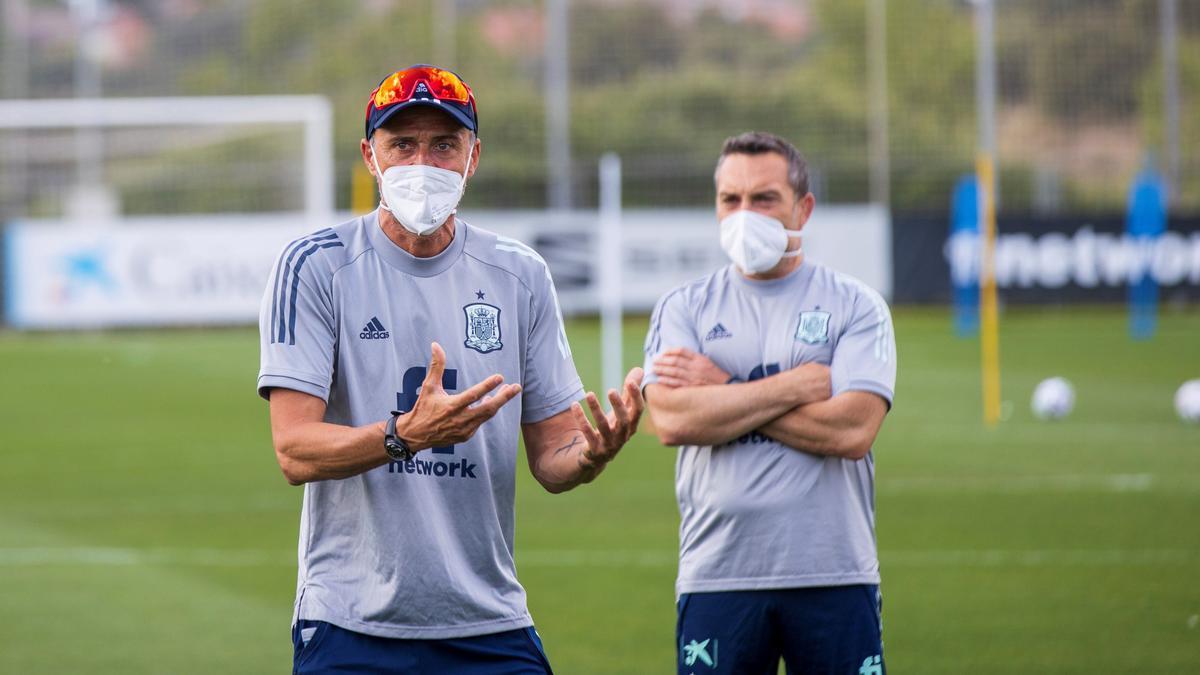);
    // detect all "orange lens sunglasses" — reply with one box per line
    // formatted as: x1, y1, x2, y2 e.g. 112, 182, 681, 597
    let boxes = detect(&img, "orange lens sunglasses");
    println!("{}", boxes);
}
371, 66, 473, 110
